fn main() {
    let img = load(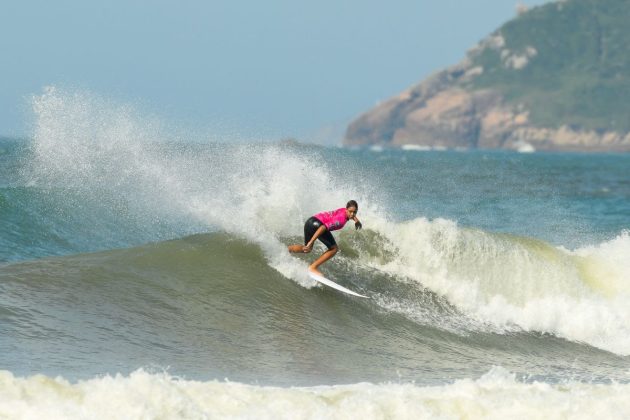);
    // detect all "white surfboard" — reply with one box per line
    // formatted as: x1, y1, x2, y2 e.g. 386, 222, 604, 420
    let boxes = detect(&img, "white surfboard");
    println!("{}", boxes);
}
308, 271, 368, 299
